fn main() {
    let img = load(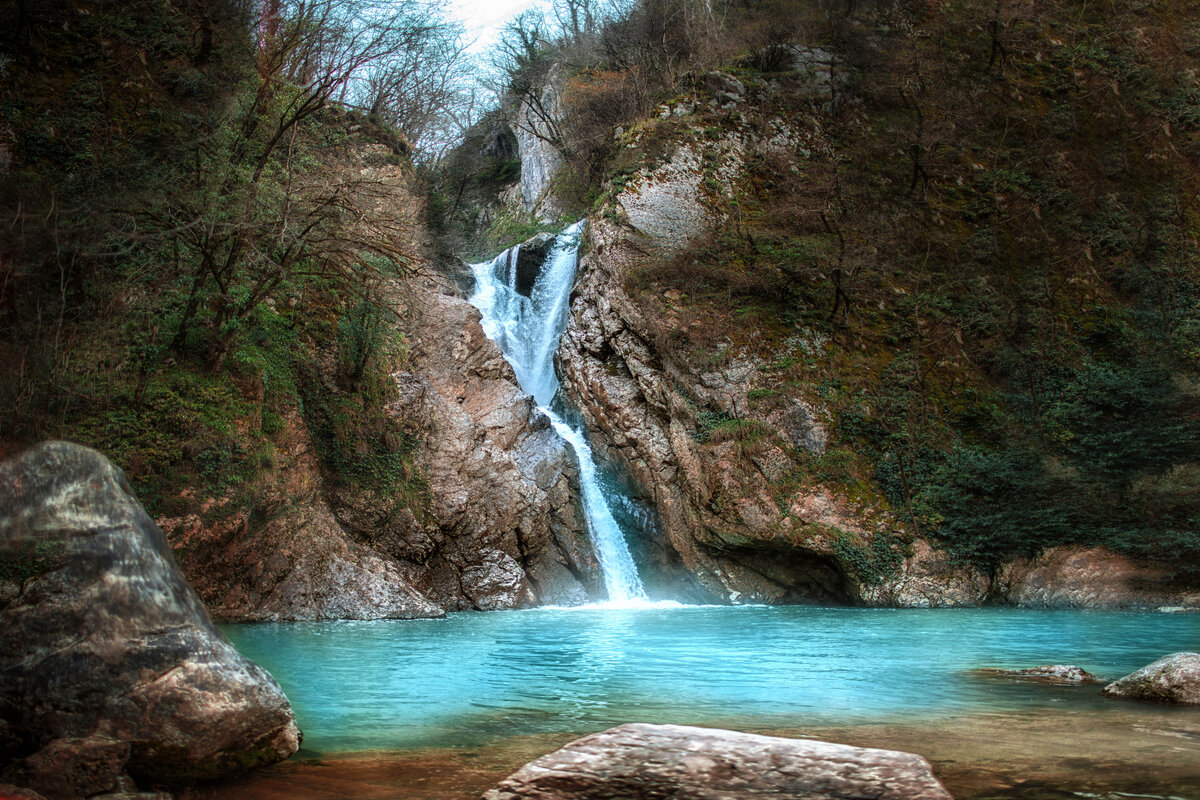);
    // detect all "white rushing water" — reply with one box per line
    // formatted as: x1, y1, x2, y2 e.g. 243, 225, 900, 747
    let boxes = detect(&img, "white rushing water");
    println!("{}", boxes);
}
469, 221, 648, 603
